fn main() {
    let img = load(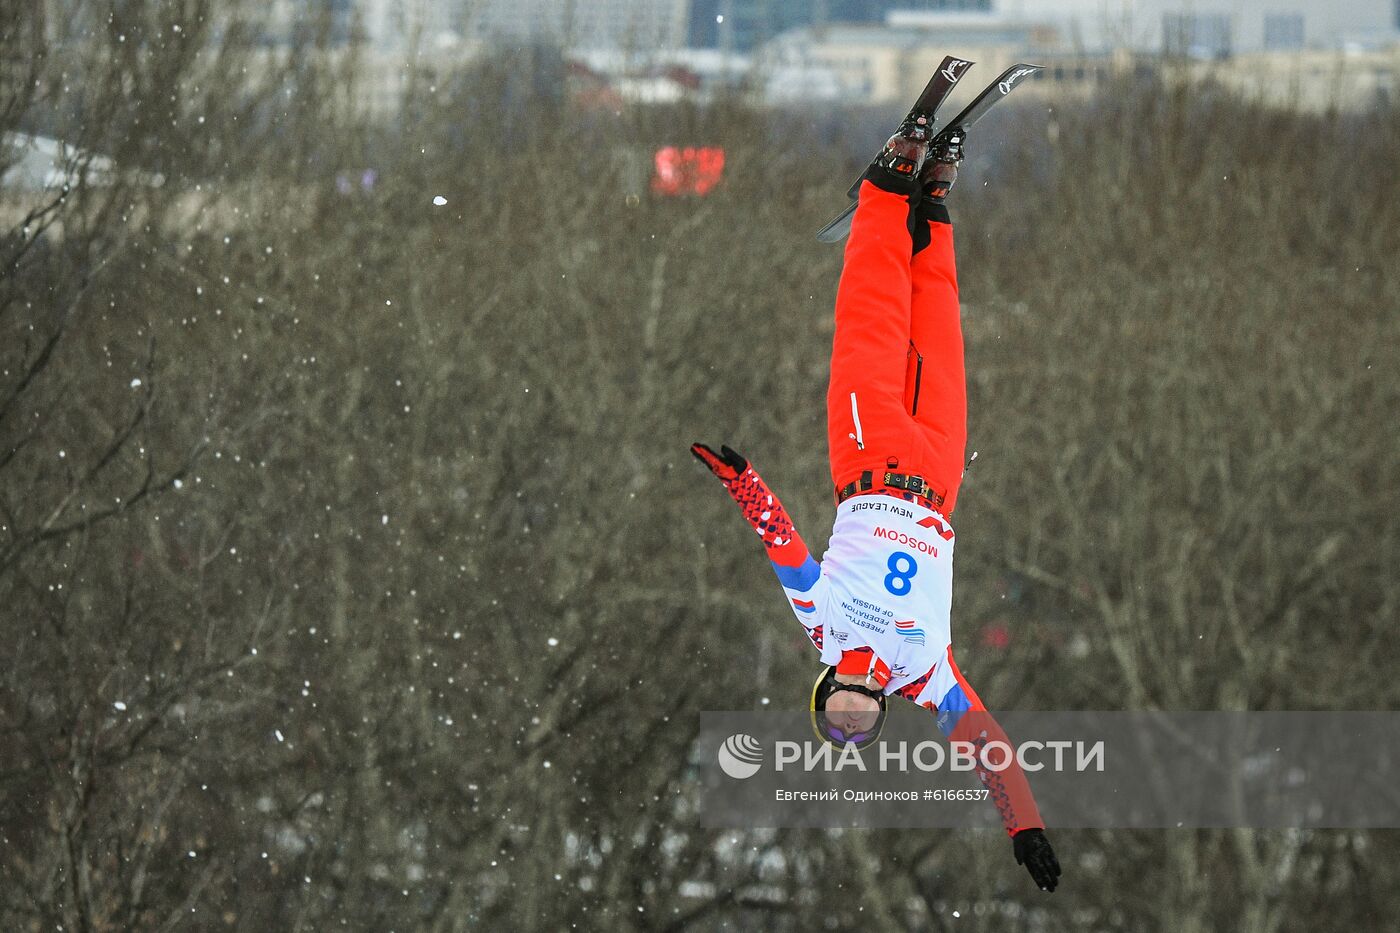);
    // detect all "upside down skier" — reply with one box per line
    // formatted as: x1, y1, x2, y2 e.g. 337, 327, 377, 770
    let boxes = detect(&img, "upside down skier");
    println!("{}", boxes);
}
693, 116, 1062, 892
